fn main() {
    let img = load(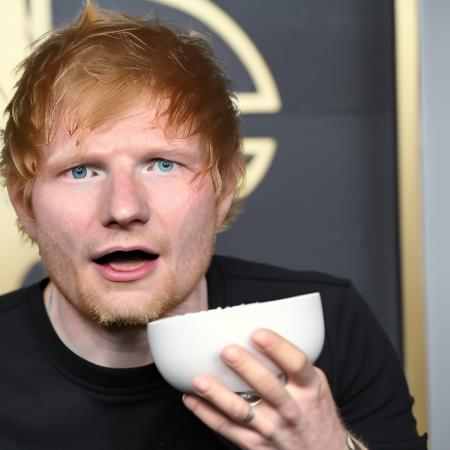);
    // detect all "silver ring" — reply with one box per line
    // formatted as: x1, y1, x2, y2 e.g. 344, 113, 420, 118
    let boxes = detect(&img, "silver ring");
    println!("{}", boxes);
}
241, 402, 255, 424
237, 391, 261, 403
